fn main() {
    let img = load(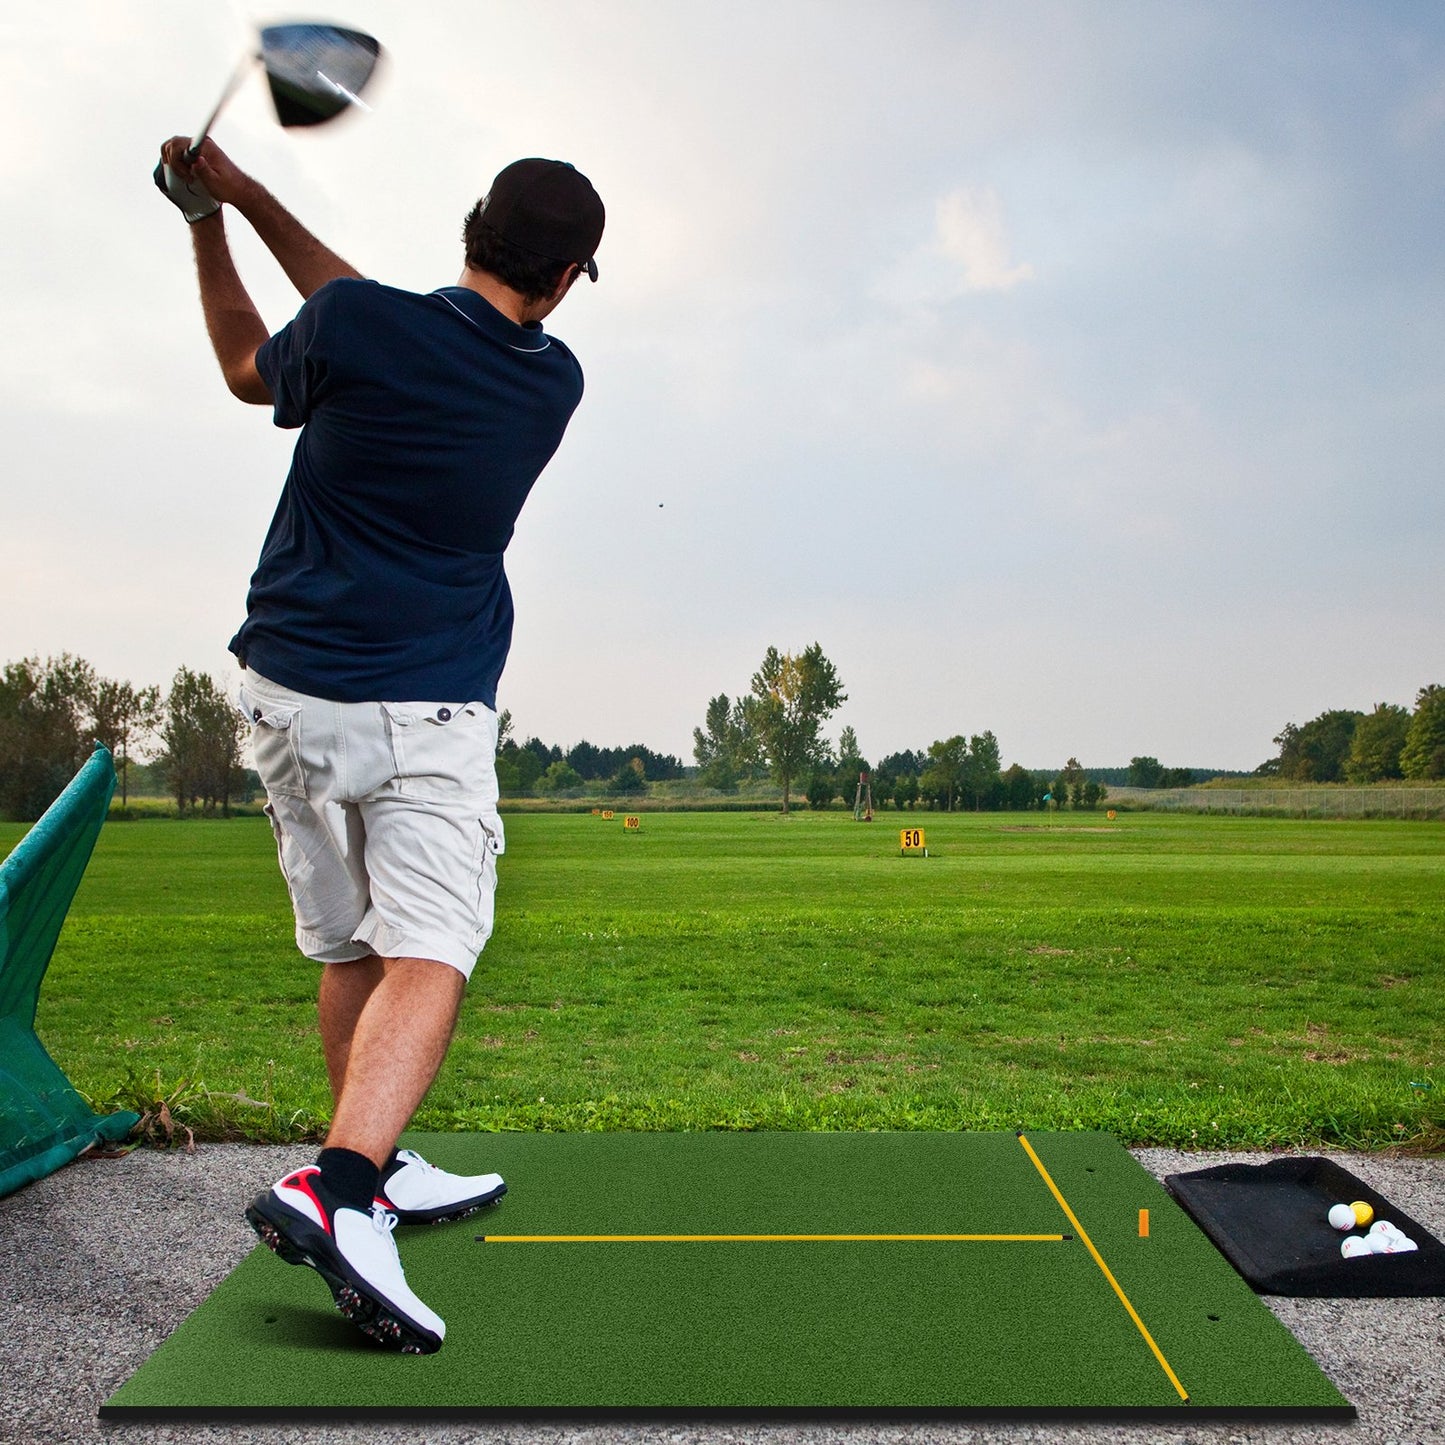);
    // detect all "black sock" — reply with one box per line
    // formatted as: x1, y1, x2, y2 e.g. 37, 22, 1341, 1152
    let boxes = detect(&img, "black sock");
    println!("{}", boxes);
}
316, 1147, 381, 1213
